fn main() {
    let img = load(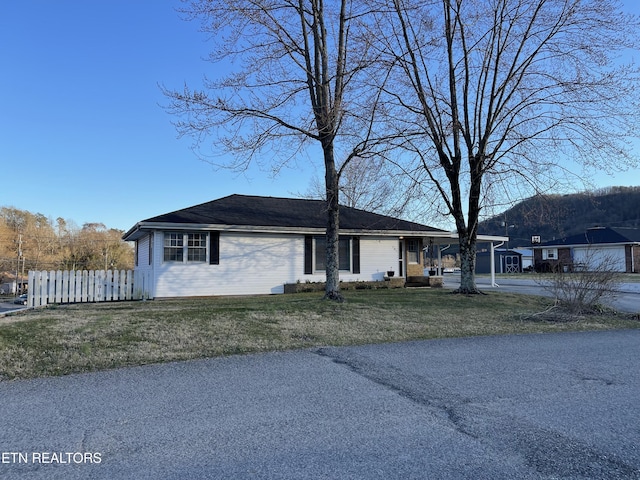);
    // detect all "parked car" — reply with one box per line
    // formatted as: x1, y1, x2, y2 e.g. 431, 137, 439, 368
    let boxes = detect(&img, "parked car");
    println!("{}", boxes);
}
13, 294, 27, 305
